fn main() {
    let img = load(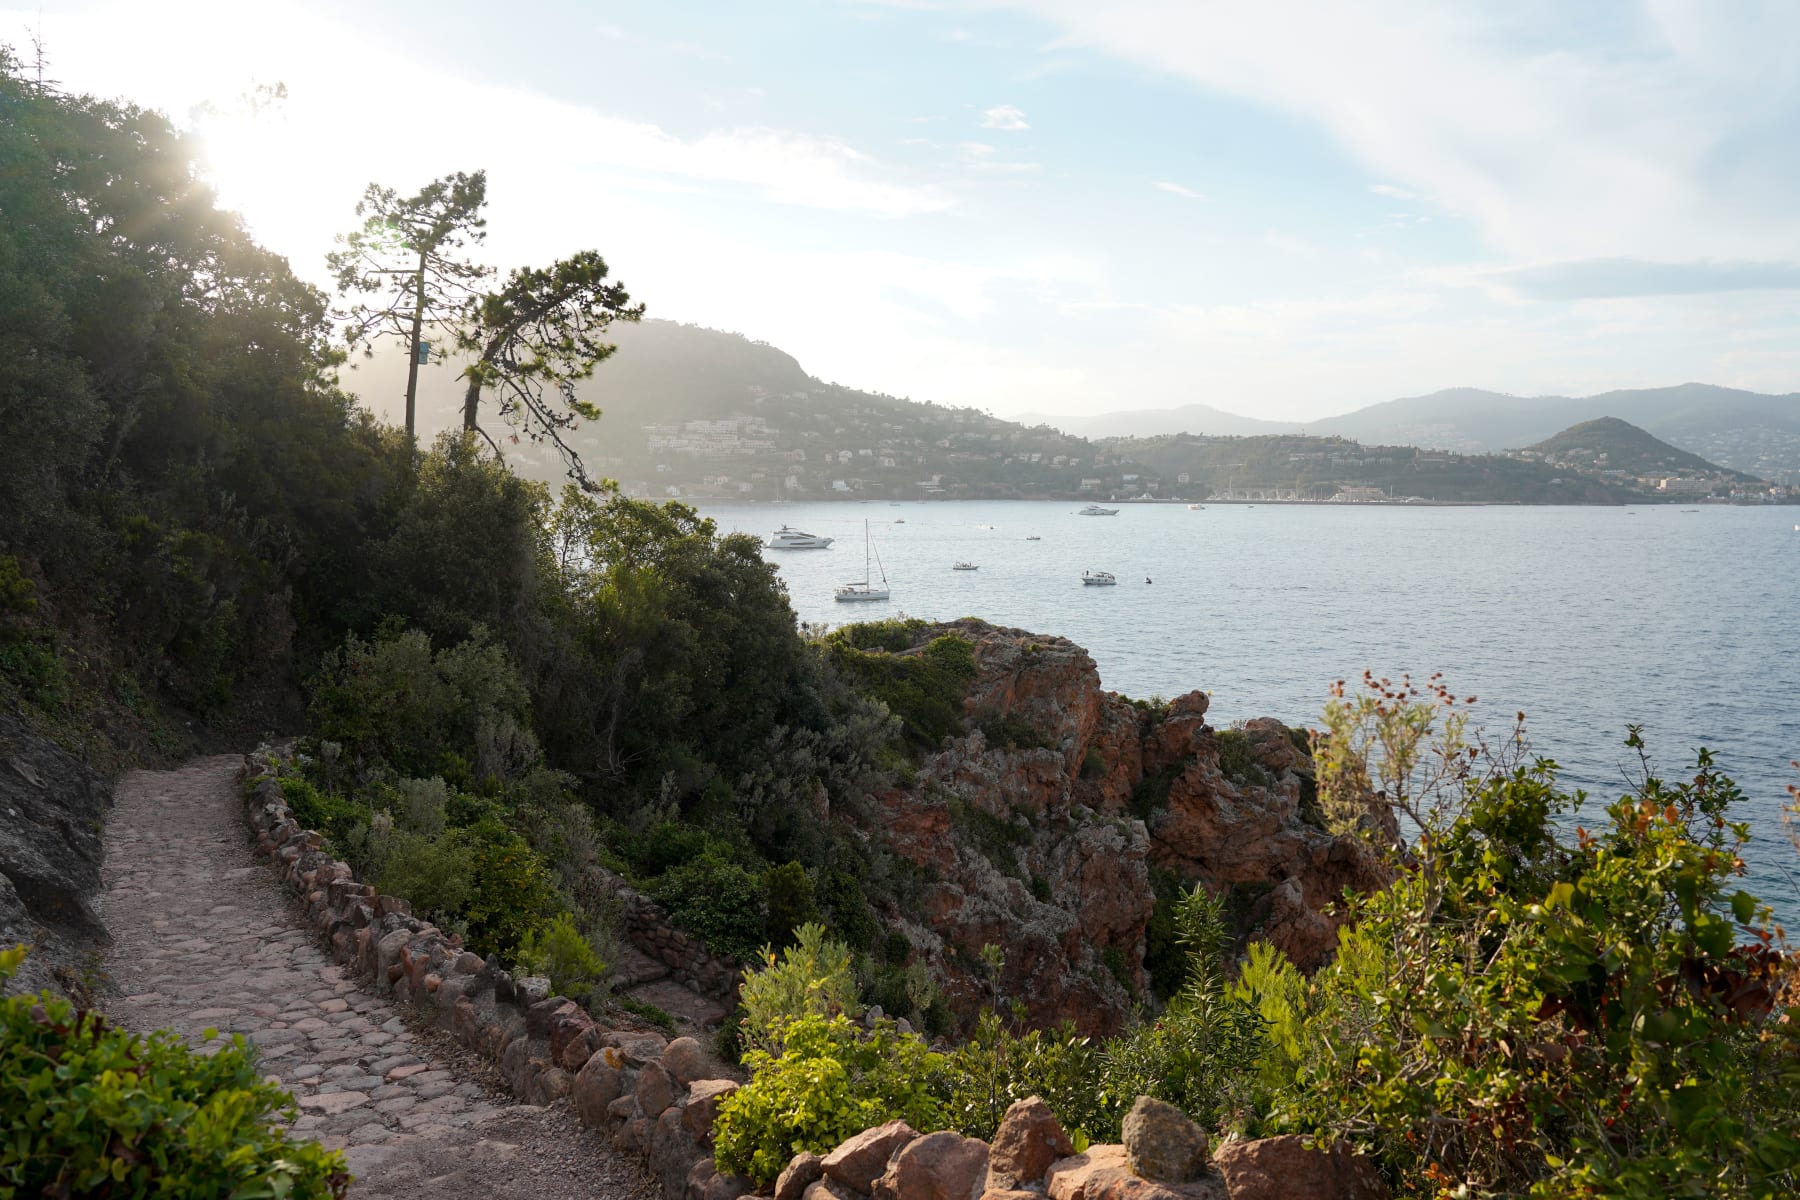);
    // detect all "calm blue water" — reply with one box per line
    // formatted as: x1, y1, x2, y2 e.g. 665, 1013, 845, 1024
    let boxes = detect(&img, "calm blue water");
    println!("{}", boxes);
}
701, 500, 1800, 919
